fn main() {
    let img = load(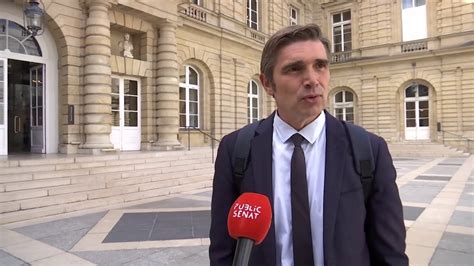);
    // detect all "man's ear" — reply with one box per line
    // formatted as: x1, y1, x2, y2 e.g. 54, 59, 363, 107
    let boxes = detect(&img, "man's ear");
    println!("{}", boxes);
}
259, 73, 274, 96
